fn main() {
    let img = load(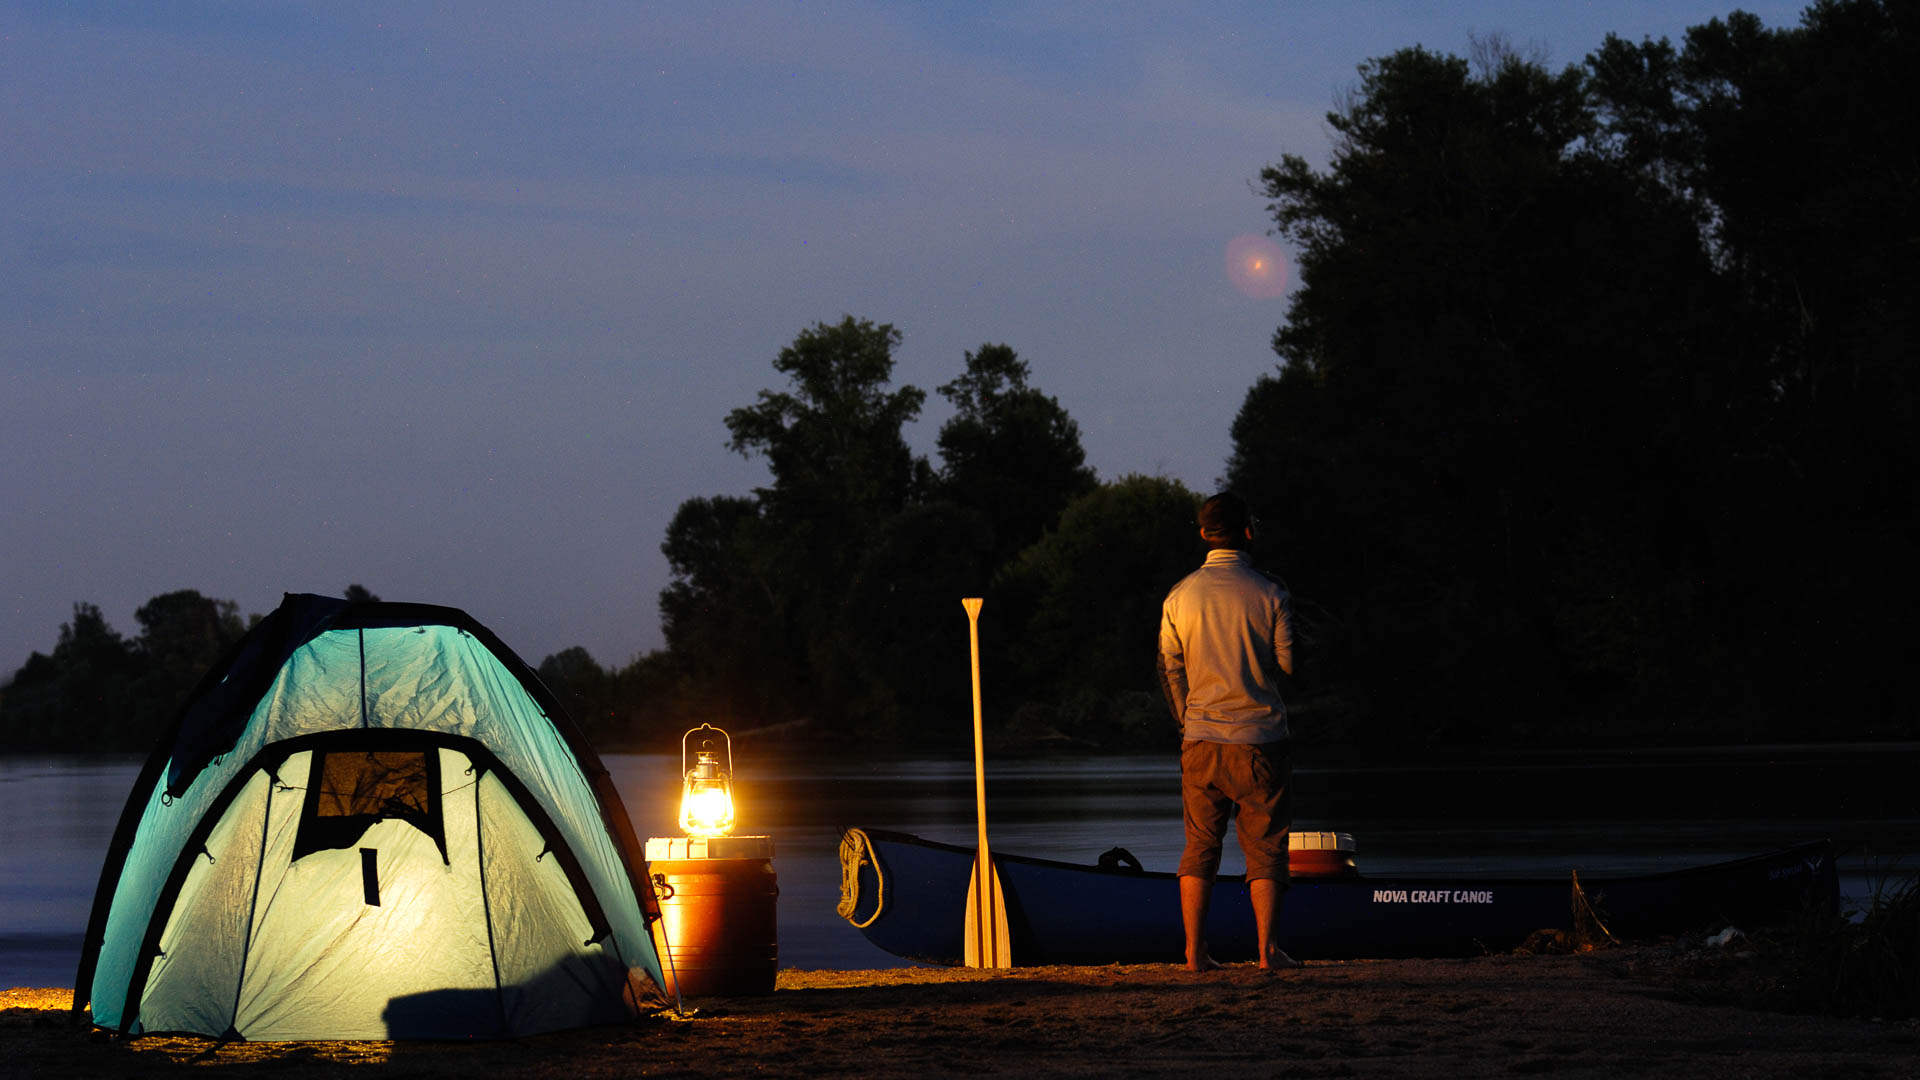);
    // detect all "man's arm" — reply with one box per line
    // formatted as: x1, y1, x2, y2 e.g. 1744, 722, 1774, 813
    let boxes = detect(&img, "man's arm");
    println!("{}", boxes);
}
1157, 607, 1188, 730
1271, 591, 1296, 695
1273, 592, 1295, 677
